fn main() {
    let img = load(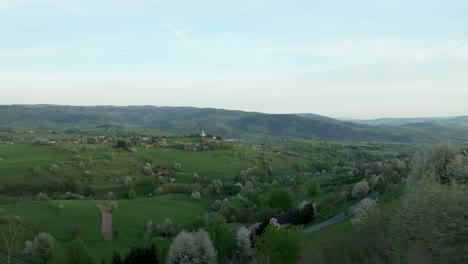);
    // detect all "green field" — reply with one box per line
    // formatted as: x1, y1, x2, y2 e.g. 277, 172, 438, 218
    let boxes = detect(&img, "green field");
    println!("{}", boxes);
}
0, 194, 213, 262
